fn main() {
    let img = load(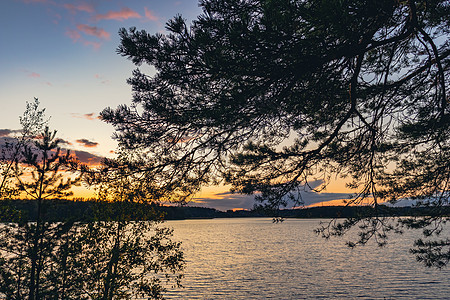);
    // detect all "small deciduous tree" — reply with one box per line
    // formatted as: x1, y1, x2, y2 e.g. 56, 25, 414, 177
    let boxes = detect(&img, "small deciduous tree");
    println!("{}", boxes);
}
0, 120, 85, 299
0, 98, 47, 201
1, 101, 185, 299
79, 151, 184, 300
